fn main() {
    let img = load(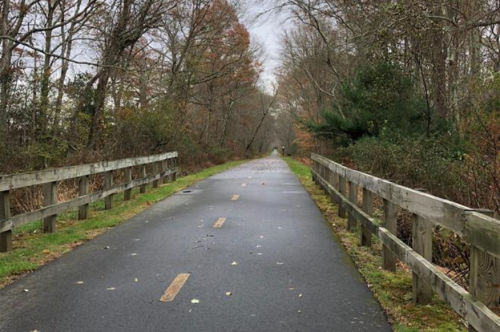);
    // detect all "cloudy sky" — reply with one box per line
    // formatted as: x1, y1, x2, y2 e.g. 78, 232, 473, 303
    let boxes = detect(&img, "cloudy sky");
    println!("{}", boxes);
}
244, 2, 291, 91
